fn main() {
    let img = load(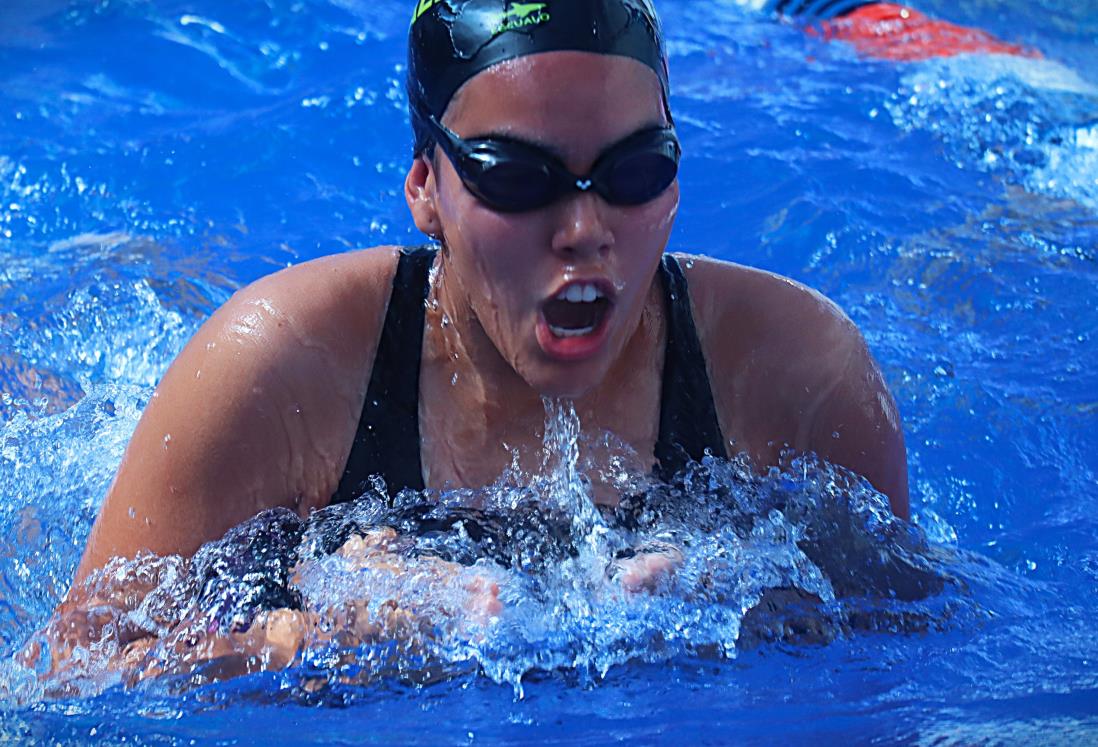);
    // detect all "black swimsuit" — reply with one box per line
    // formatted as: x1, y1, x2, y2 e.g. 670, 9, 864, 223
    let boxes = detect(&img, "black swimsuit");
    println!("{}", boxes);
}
330, 246, 725, 504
